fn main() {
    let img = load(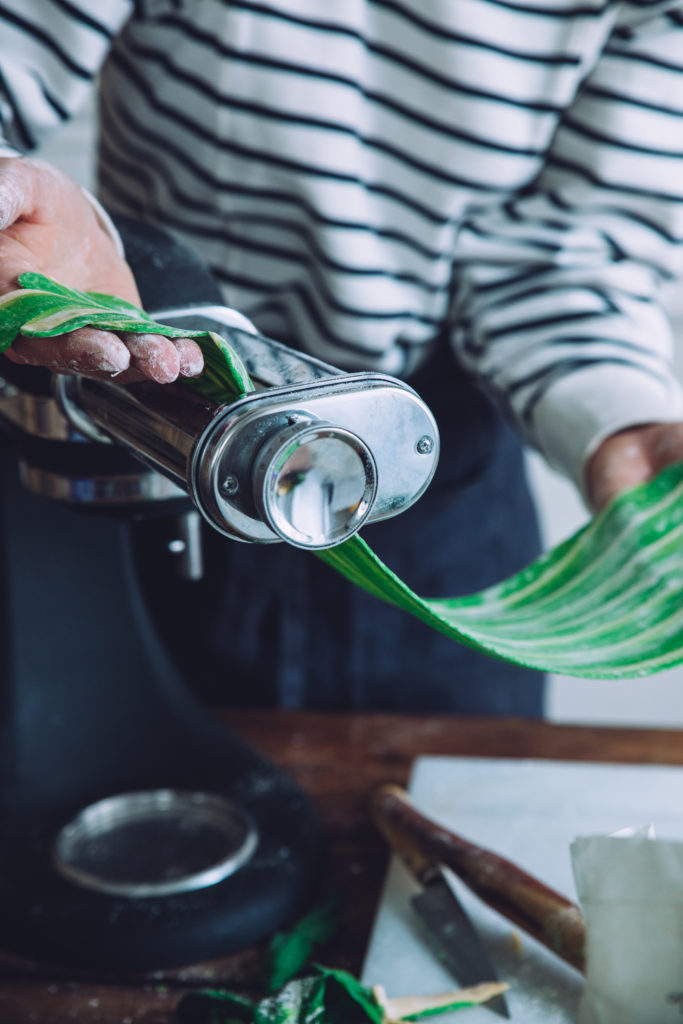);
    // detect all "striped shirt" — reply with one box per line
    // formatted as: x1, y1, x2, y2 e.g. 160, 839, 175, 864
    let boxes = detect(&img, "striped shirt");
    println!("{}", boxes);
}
1, 0, 683, 490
